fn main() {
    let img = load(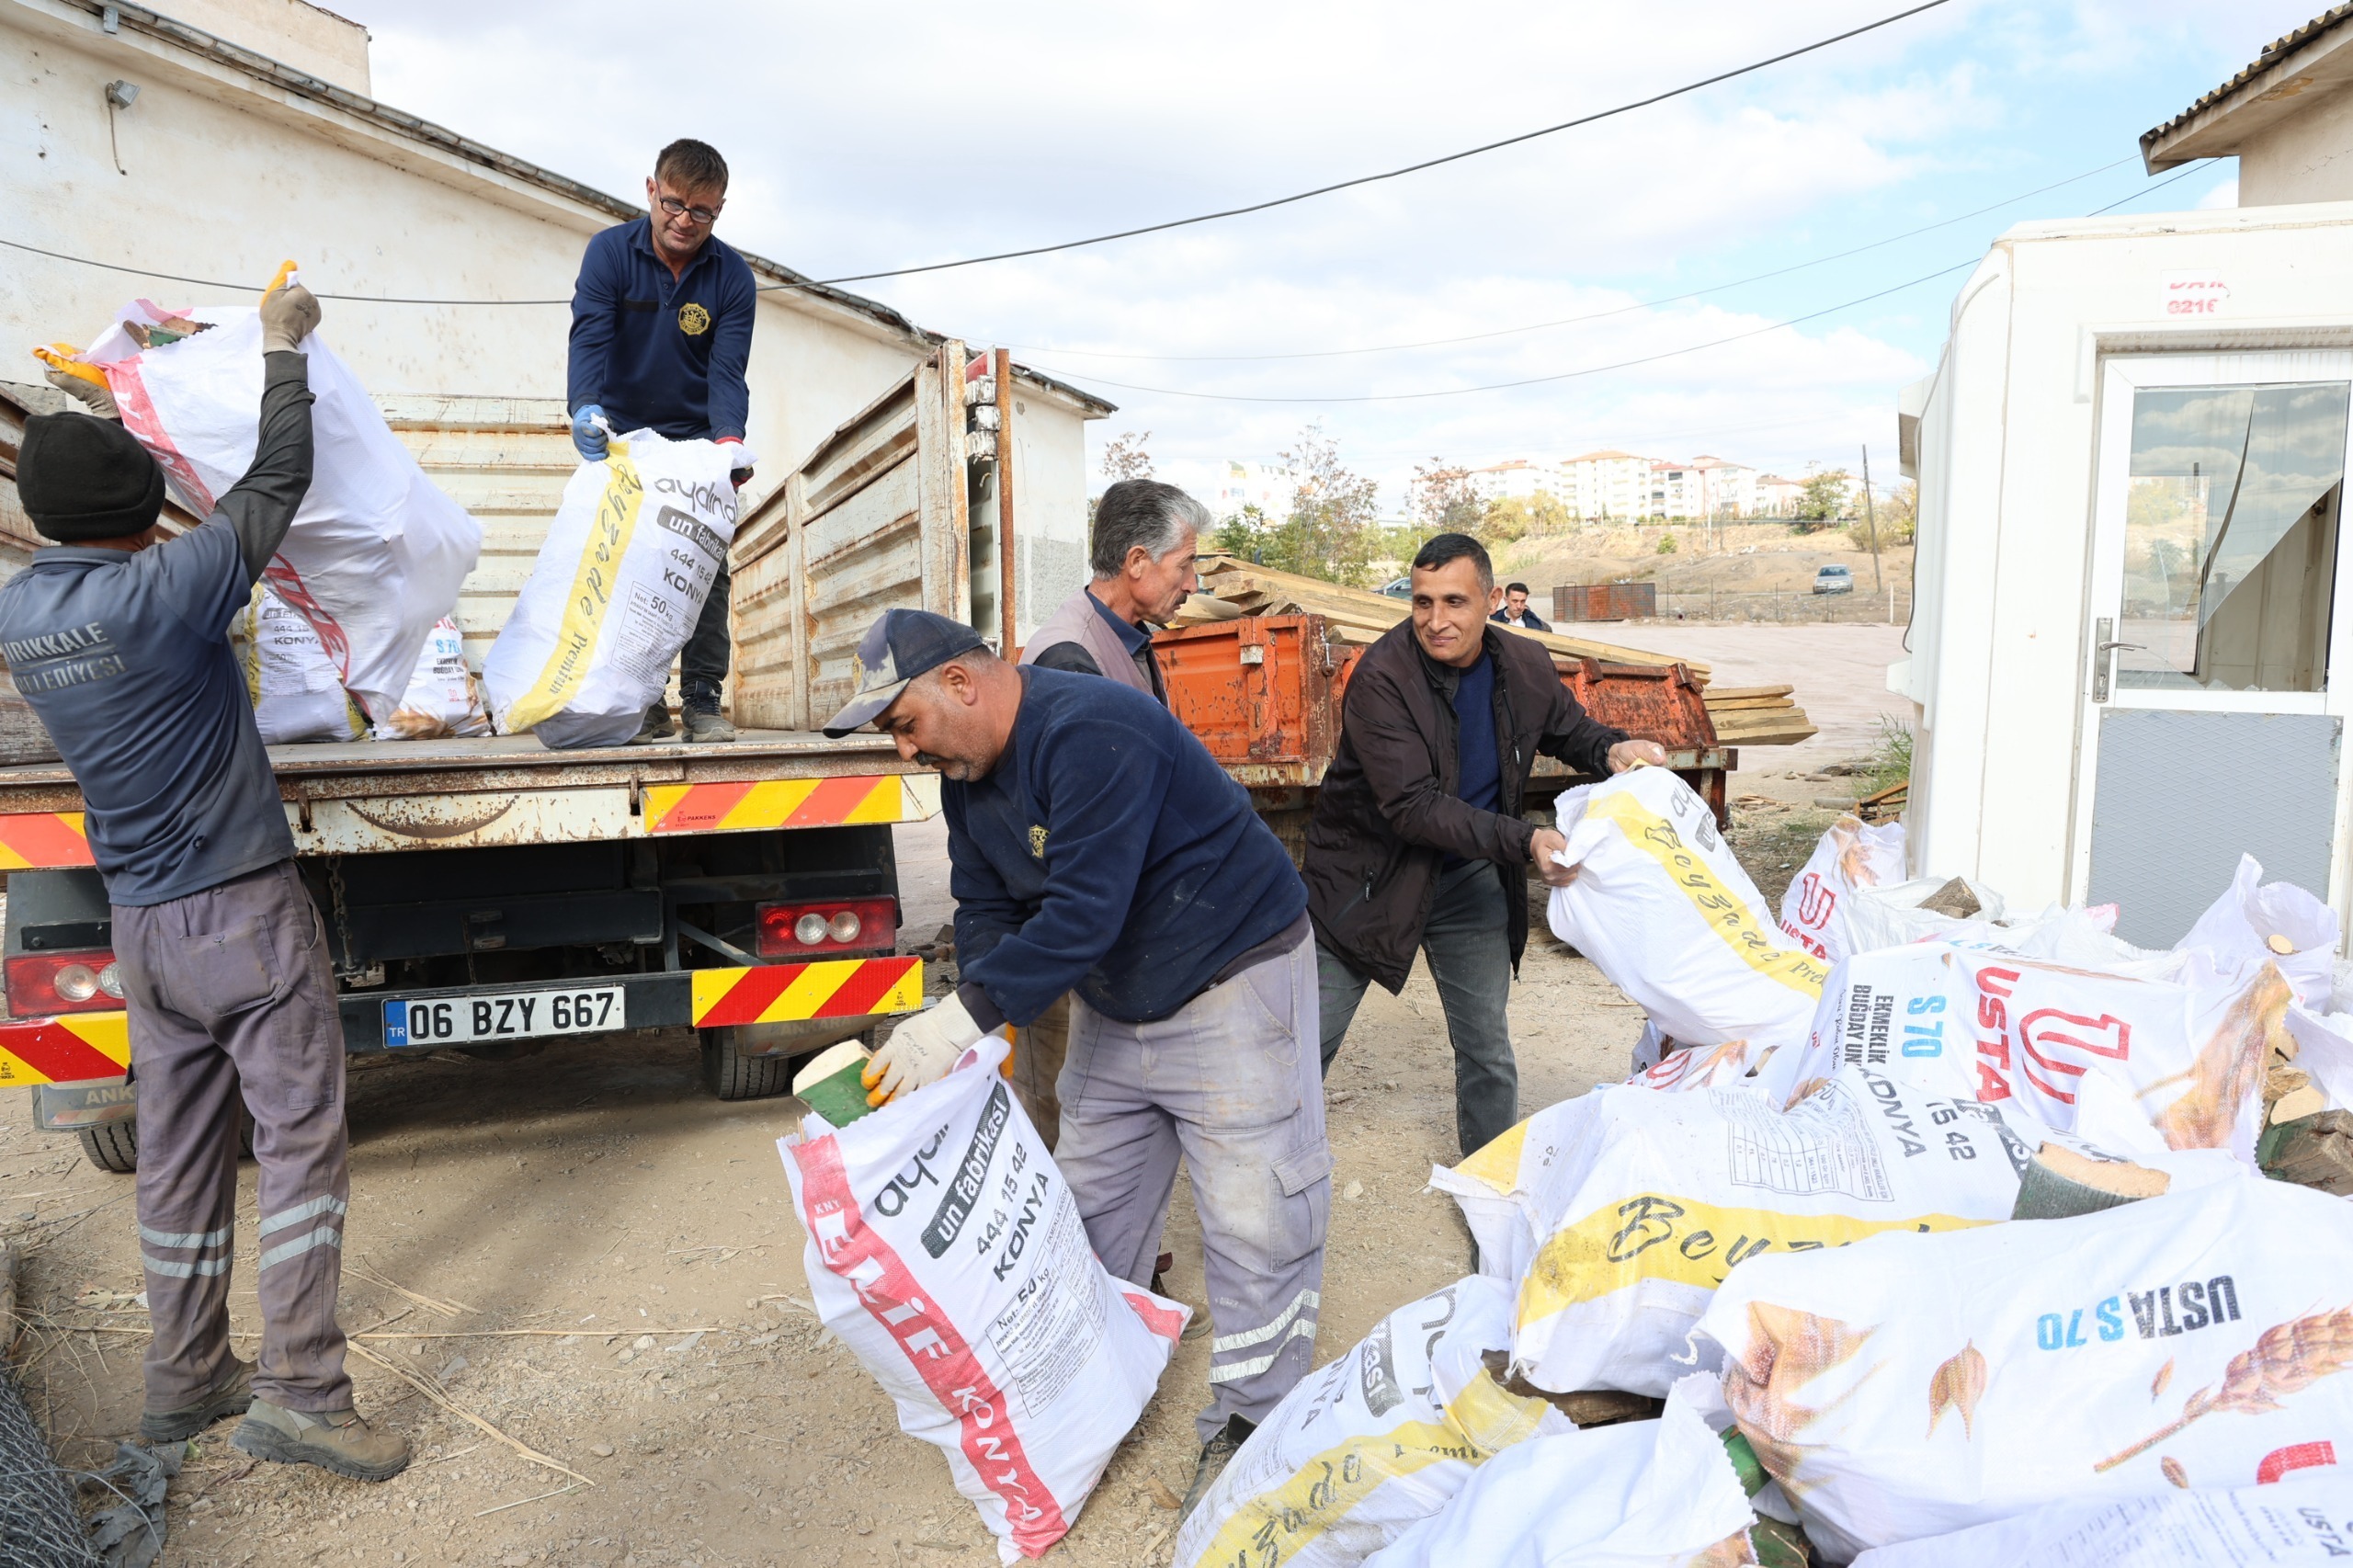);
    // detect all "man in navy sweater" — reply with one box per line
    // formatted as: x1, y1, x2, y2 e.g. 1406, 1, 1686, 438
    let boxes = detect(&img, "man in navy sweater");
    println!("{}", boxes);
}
566, 137, 756, 744
824, 609, 1327, 1517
